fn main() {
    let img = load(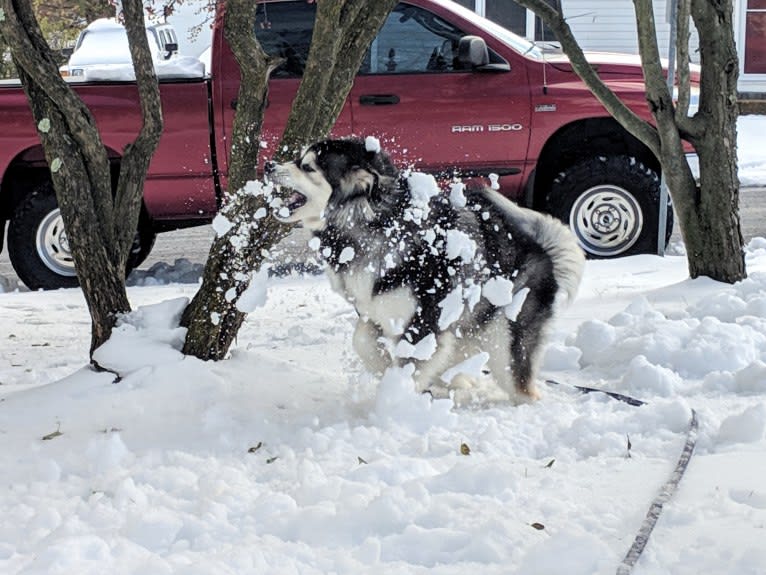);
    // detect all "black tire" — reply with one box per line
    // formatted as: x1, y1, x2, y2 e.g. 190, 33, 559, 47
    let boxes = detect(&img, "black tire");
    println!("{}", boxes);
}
7, 183, 157, 290
7, 185, 79, 290
547, 155, 673, 258
127, 213, 157, 270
